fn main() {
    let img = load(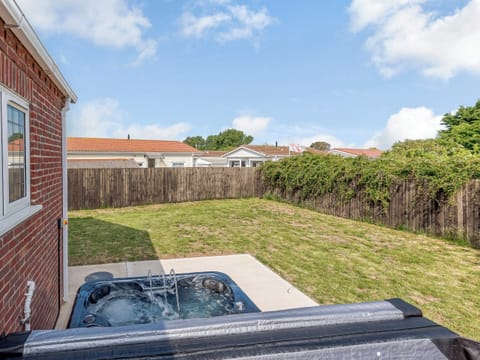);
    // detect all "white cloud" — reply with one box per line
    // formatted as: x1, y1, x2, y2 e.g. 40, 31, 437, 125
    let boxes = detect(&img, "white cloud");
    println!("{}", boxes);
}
232, 115, 272, 134
17, 0, 158, 65
266, 124, 349, 148
364, 107, 444, 149
131, 39, 159, 67
180, 0, 275, 43
216, 5, 275, 42
68, 98, 124, 138
349, 0, 427, 32
68, 98, 190, 140
181, 12, 231, 38
349, 0, 480, 79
